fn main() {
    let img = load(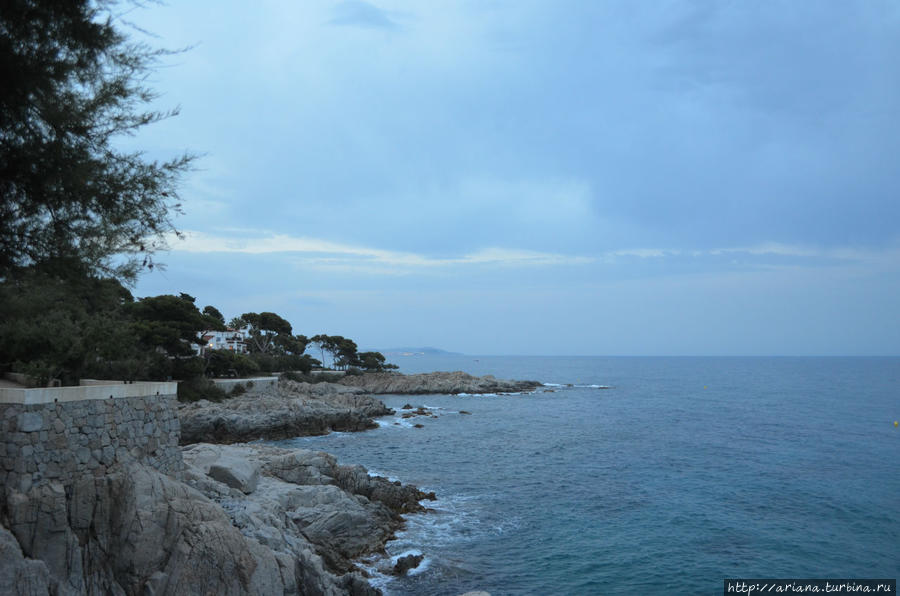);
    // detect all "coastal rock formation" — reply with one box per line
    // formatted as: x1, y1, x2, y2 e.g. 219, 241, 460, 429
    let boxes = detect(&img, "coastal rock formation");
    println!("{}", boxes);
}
1, 460, 376, 595
392, 553, 424, 575
178, 371, 543, 445
181, 443, 435, 576
178, 380, 392, 444
0, 384, 439, 595
338, 371, 542, 395
0, 524, 52, 595
0, 441, 435, 595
